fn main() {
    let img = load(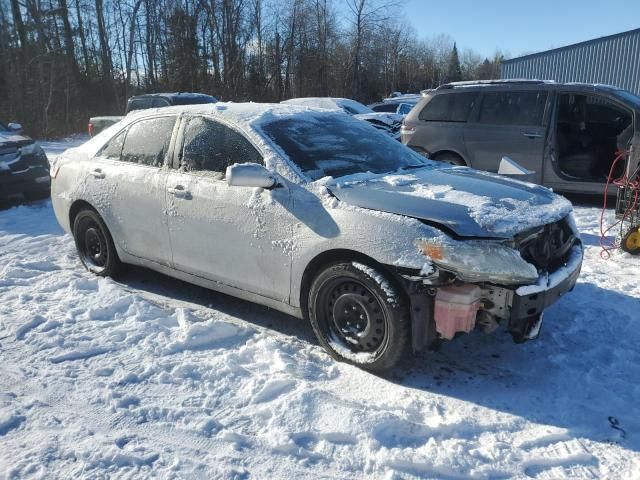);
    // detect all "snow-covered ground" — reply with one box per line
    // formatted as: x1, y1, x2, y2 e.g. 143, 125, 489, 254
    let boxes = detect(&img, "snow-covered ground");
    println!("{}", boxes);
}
0, 140, 639, 479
